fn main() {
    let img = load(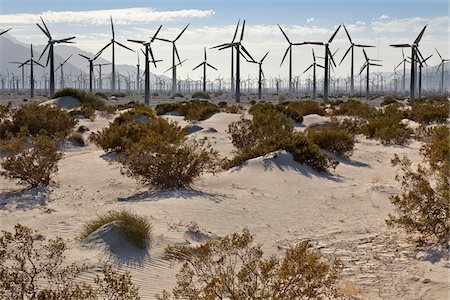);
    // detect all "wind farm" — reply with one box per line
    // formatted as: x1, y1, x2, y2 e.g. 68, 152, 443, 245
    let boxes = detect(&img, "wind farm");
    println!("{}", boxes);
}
0, 1, 449, 299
